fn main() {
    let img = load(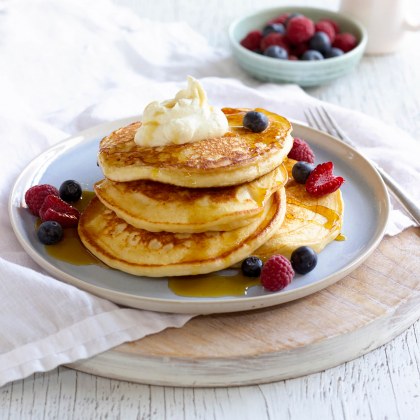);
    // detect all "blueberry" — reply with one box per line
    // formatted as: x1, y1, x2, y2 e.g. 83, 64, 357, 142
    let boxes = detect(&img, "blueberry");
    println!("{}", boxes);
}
290, 246, 318, 274
37, 221, 63, 245
264, 45, 288, 59
243, 111, 269, 133
309, 32, 331, 55
262, 23, 285, 37
292, 161, 315, 184
59, 180, 82, 202
301, 50, 324, 61
325, 47, 344, 58
241, 256, 263, 277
